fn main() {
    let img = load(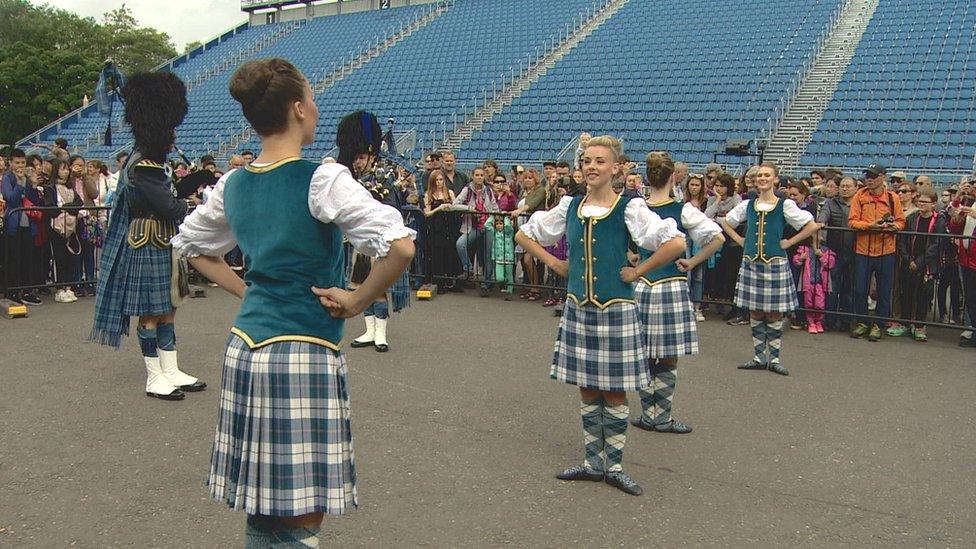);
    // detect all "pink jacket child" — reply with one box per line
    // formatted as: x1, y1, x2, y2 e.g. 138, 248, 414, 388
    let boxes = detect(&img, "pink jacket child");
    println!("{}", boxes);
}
792, 244, 836, 333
